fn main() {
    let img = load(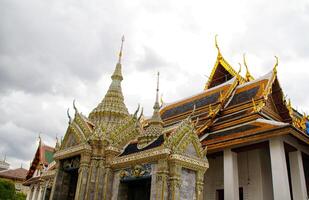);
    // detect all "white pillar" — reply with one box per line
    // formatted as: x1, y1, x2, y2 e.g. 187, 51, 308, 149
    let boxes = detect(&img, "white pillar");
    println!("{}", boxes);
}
224, 148, 239, 200
289, 150, 308, 200
37, 185, 43, 200
26, 186, 33, 200
269, 137, 291, 200
31, 185, 38, 200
